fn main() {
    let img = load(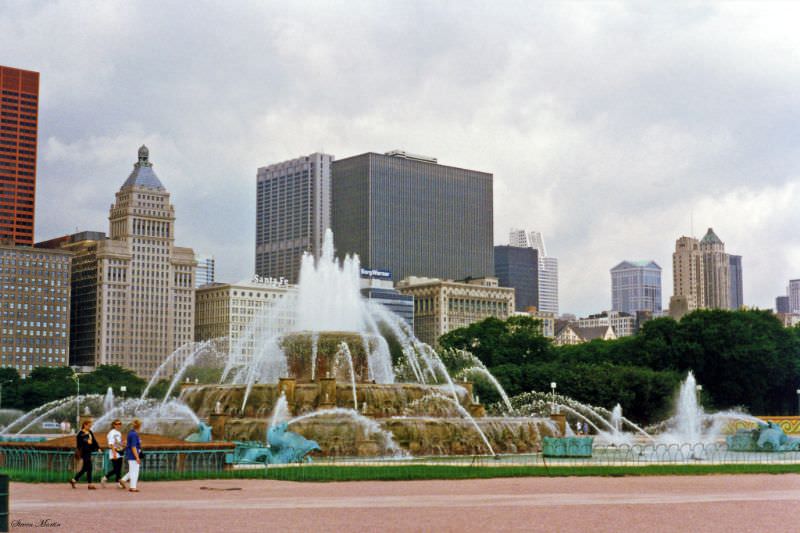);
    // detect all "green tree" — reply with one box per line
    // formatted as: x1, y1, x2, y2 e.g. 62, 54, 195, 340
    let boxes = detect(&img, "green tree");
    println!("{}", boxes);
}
80, 365, 146, 398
